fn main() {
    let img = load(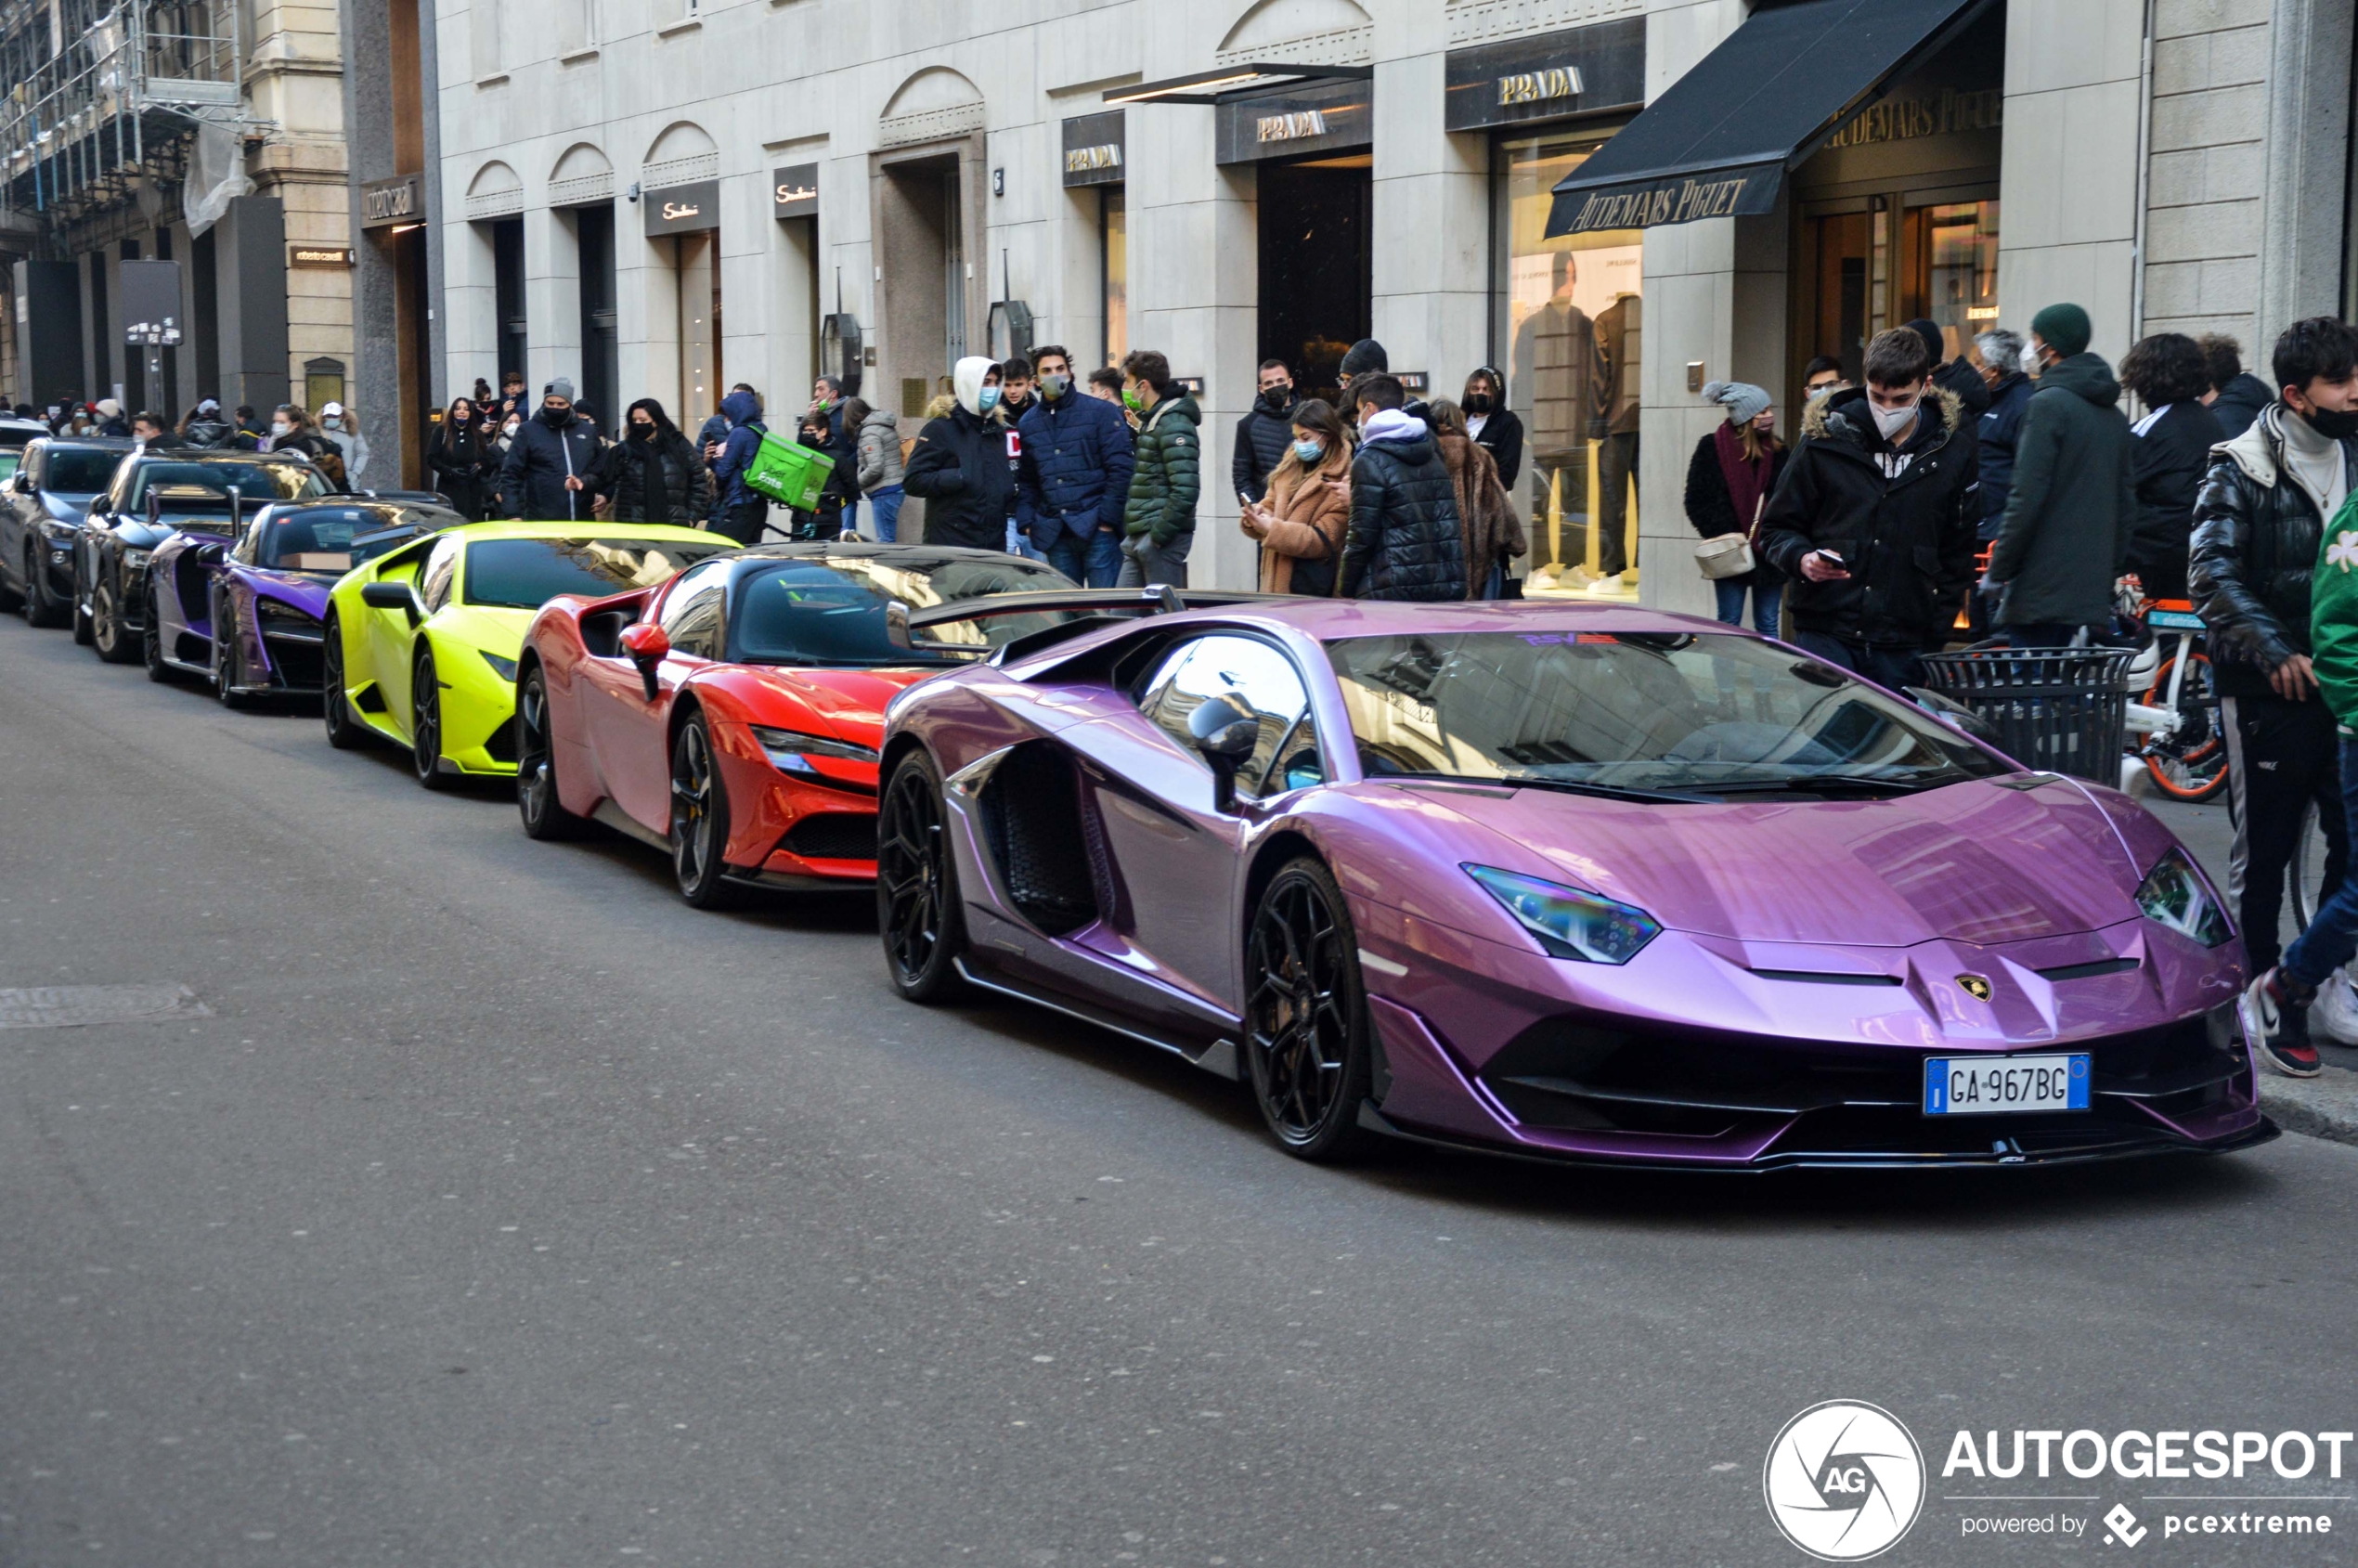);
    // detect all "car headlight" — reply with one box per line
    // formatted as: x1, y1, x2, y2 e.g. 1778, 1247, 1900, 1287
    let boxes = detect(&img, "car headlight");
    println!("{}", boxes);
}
122, 548, 150, 569
749, 724, 880, 783
1464, 864, 1662, 964
478, 648, 519, 682
257, 599, 317, 625
2136, 848, 2232, 947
